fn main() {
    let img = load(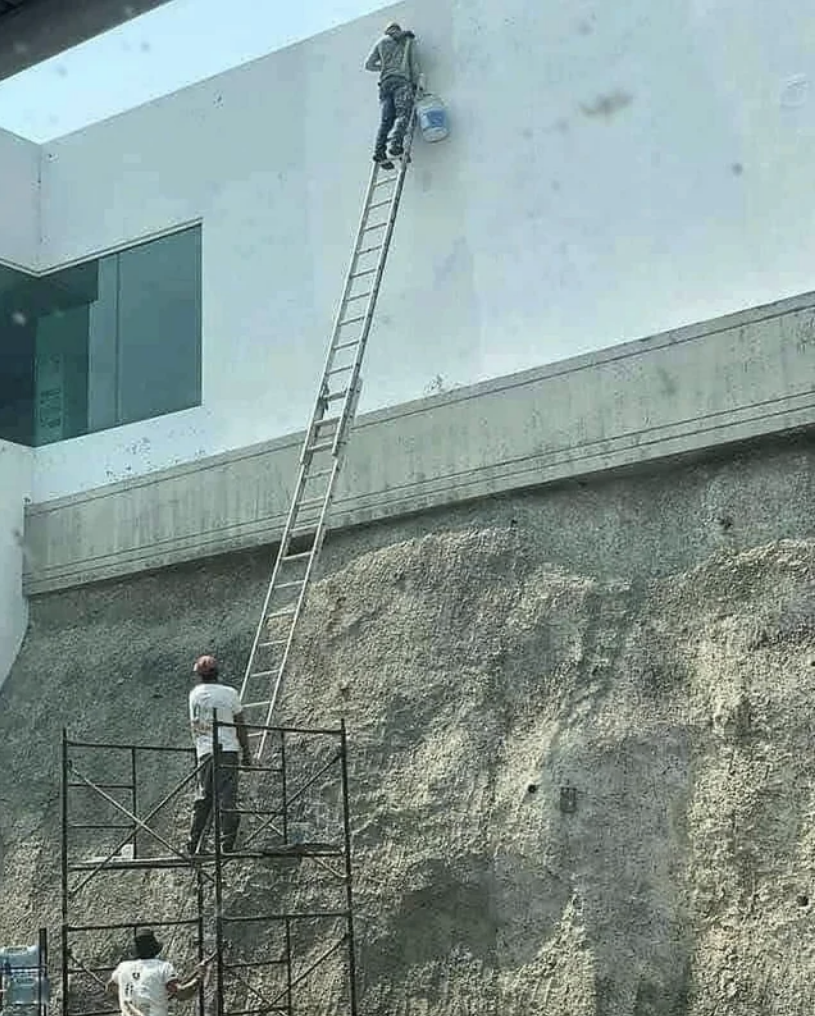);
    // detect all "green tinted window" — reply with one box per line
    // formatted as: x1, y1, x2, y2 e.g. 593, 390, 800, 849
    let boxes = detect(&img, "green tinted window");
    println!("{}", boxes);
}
0, 226, 201, 447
